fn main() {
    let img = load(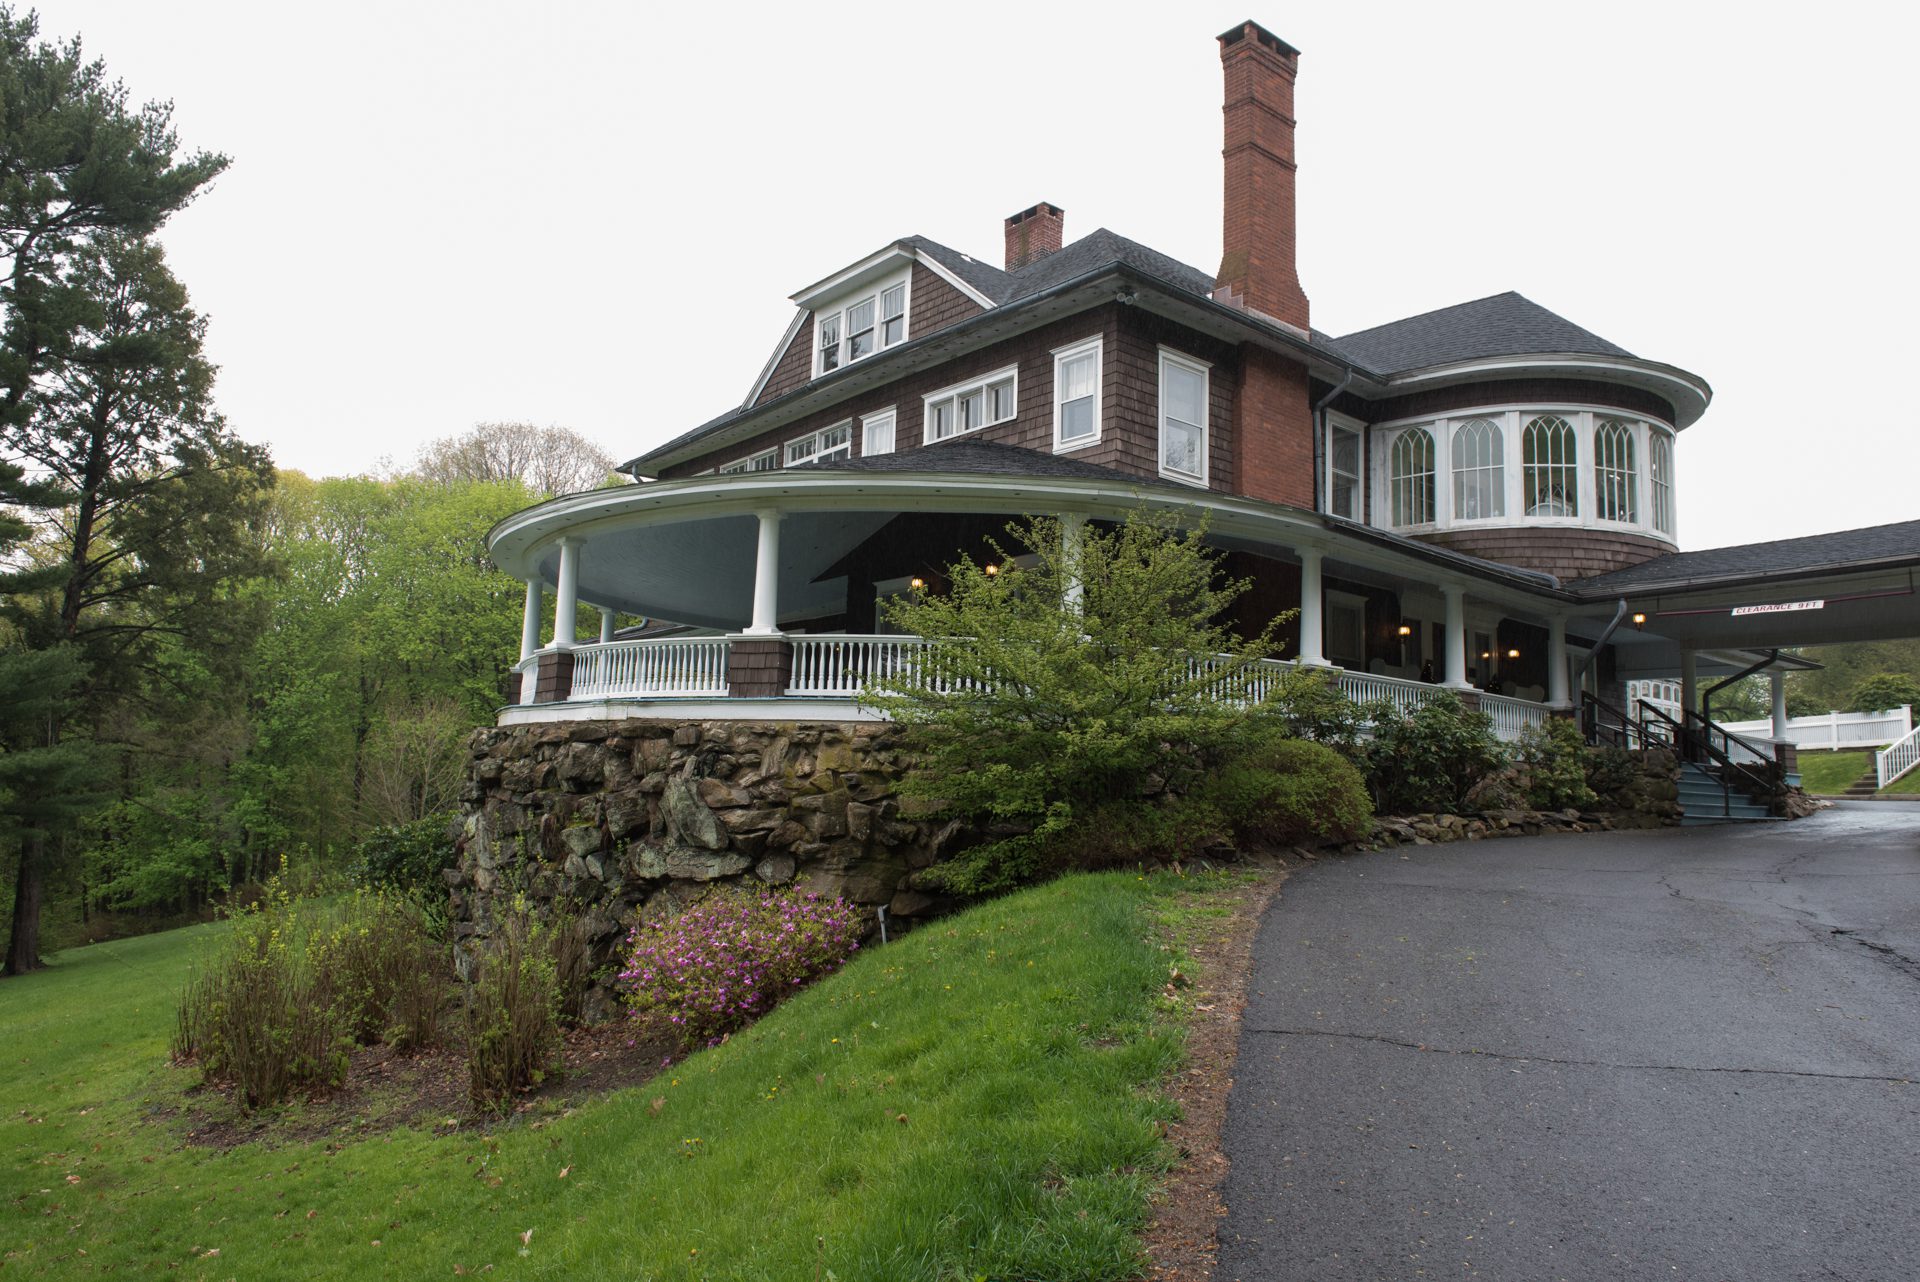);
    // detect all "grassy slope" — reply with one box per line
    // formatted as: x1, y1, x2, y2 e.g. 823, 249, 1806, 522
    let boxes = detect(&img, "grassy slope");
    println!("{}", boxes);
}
1798, 750, 1872, 794
1, 872, 1208, 1281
